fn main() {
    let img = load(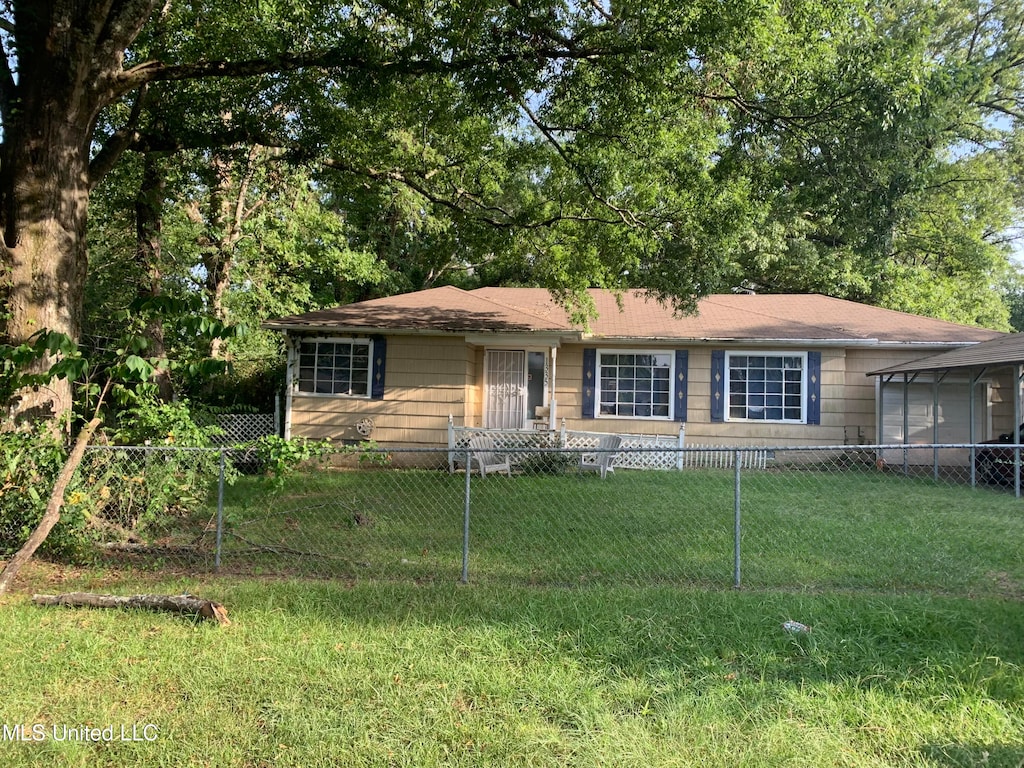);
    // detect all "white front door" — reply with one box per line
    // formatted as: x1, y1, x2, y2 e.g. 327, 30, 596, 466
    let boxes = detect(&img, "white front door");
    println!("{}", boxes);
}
485, 350, 527, 429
